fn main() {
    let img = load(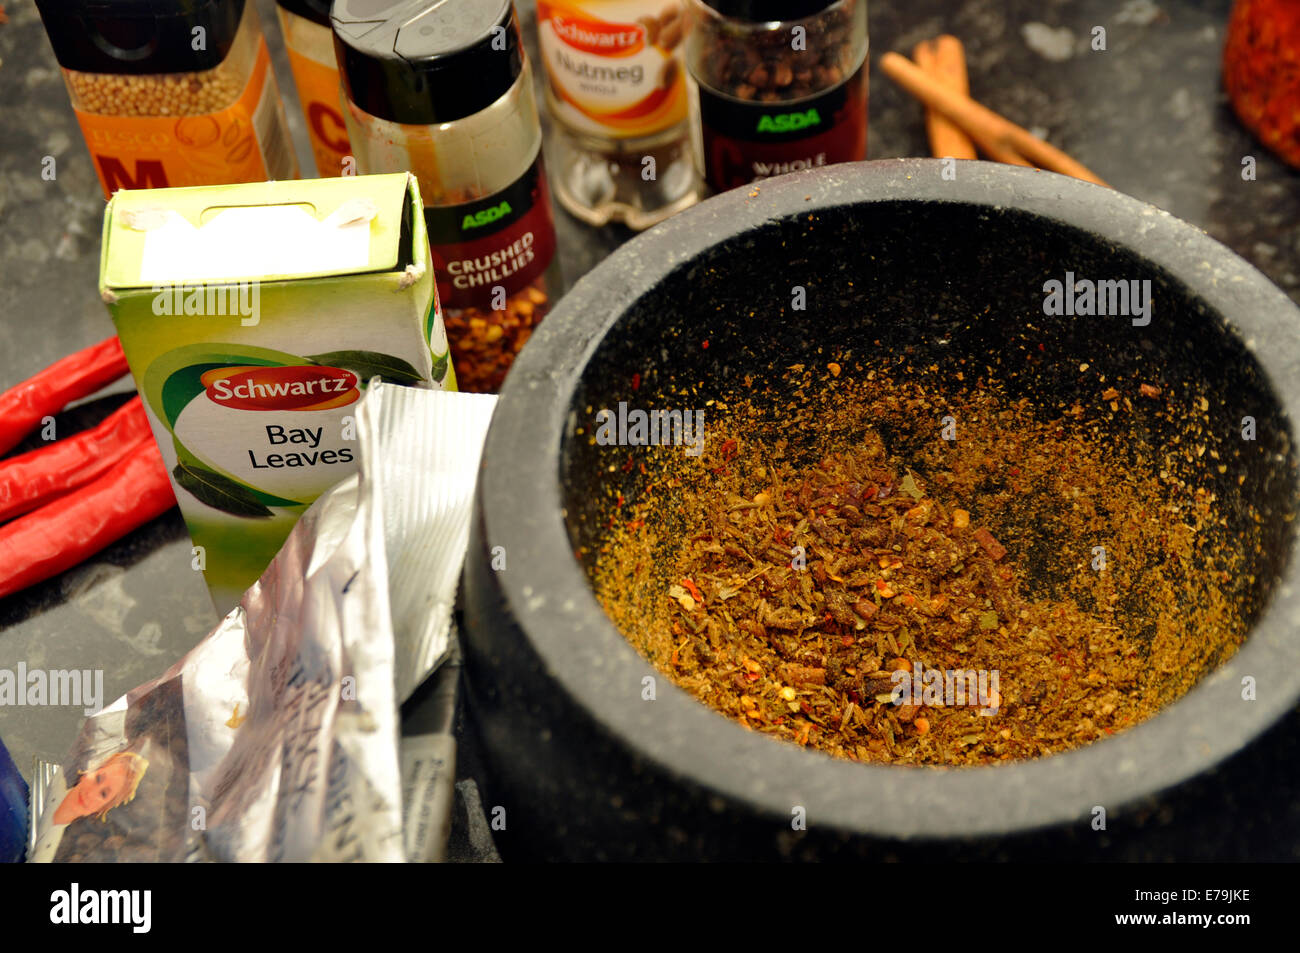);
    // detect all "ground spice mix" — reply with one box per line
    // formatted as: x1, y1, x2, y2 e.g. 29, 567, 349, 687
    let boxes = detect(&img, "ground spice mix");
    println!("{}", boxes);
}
592, 365, 1252, 766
